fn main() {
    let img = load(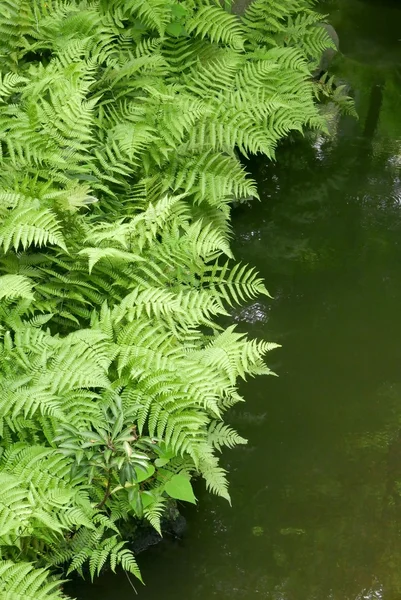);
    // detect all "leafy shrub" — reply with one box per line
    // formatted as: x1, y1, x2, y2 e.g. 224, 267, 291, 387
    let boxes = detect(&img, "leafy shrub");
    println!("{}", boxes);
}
0, 0, 337, 595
